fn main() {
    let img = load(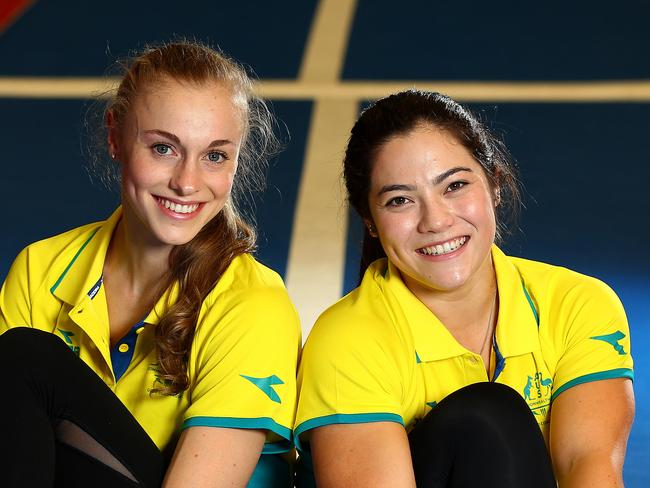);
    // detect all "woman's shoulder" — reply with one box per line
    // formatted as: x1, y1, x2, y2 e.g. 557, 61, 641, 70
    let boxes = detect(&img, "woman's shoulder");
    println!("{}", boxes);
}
509, 255, 624, 321
209, 254, 291, 303
8, 220, 107, 284
511, 255, 618, 297
200, 253, 299, 331
306, 270, 397, 351
21, 221, 104, 261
